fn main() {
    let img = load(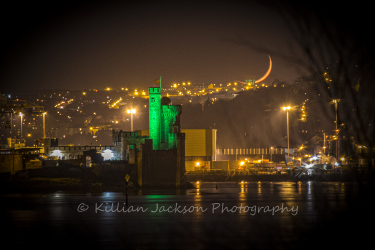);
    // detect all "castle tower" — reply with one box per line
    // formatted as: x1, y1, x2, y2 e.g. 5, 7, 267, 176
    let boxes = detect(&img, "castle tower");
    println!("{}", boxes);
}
161, 104, 182, 150
148, 87, 161, 150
